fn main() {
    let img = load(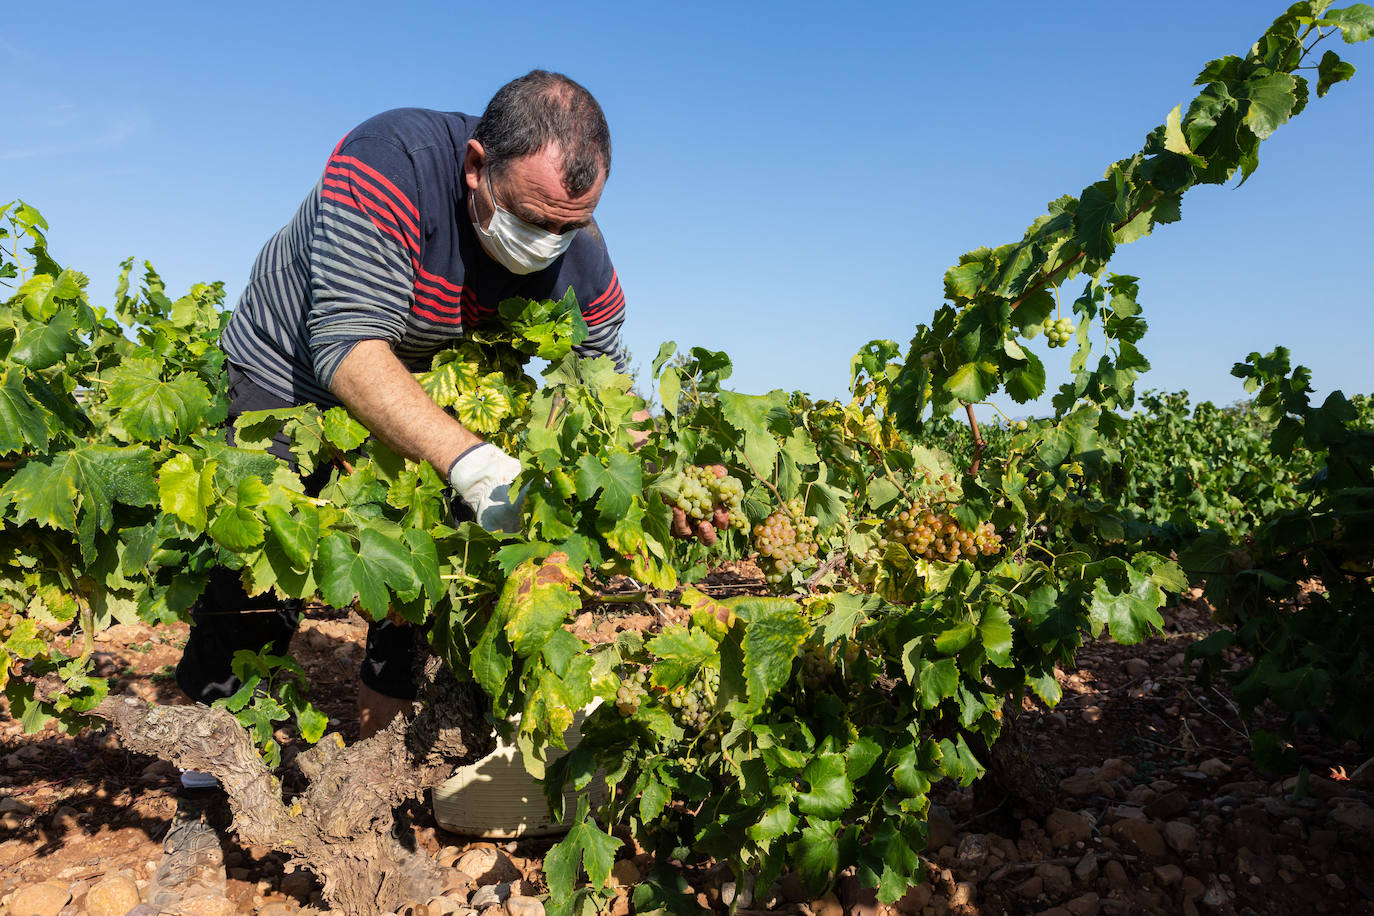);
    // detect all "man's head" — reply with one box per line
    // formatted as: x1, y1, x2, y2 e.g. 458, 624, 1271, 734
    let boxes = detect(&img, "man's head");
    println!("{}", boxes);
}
471, 70, 610, 193
464, 71, 611, 273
